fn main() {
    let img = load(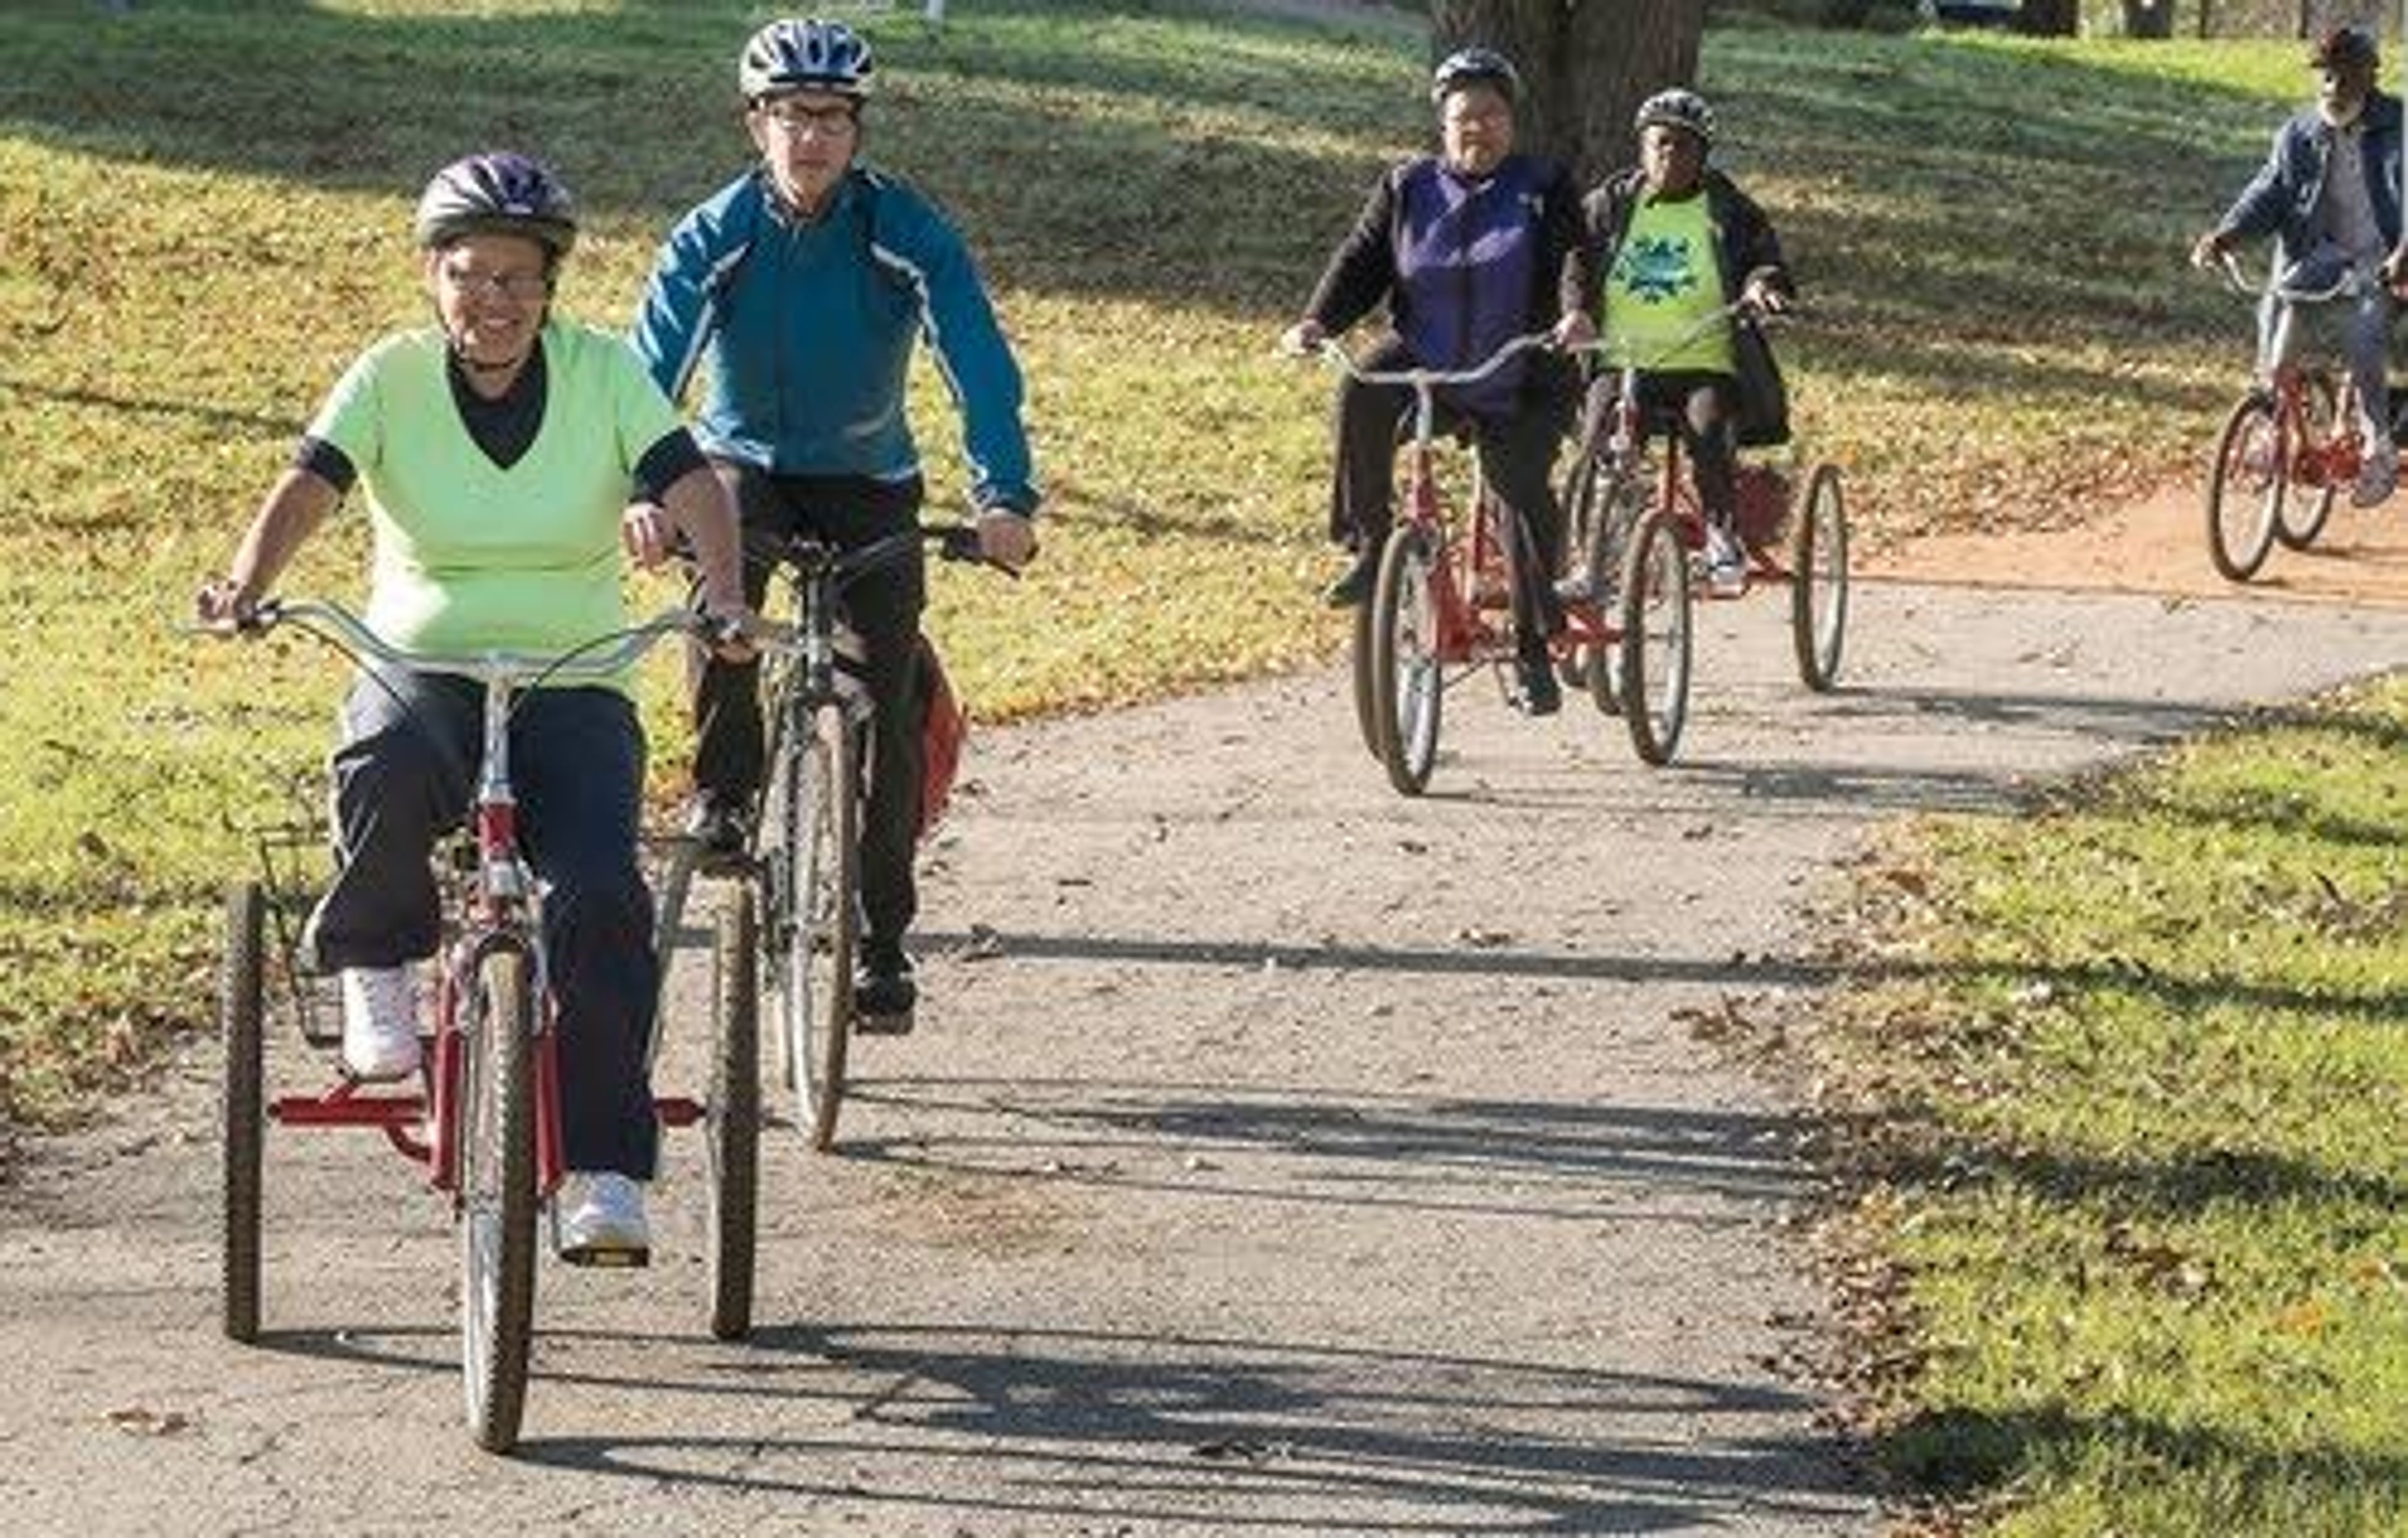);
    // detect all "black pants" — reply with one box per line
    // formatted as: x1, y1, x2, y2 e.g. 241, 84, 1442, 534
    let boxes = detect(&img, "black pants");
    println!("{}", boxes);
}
307, 672, 660, 1178
1329, 336, 1569, 655
1583, 369, 1739, 528
692, 464, 926, 946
